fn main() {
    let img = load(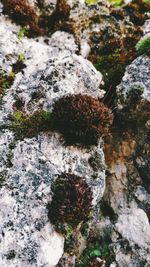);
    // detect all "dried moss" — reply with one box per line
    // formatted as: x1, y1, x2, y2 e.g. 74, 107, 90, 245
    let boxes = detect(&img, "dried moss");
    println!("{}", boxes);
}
52, 94, 113, 145
48, 173, 93, 230
1, 0, 38, 26
1, 0, 45, 37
